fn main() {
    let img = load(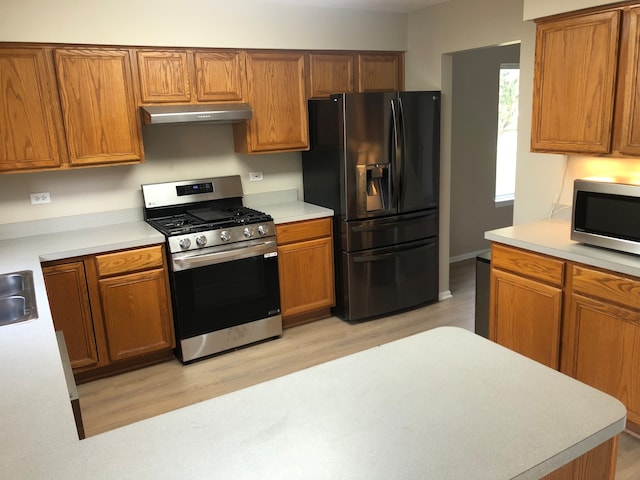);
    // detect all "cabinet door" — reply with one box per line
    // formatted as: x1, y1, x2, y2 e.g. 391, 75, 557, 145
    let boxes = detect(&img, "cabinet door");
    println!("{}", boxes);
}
564, 293, 640, 429
277, 236, 335, 321
618, 7, 640, 155
136, 50, 191, 103
307, 53, 354, 98
42, 262, 99, 370
0, 47, 66, 172
234, 51, 308, 153
357, 53, 404, 92
490, 269, 563, 368
99, 268, 174, 362
54, 48, 143, 166
193, 50, 246, 102
531, 11, 621, 154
